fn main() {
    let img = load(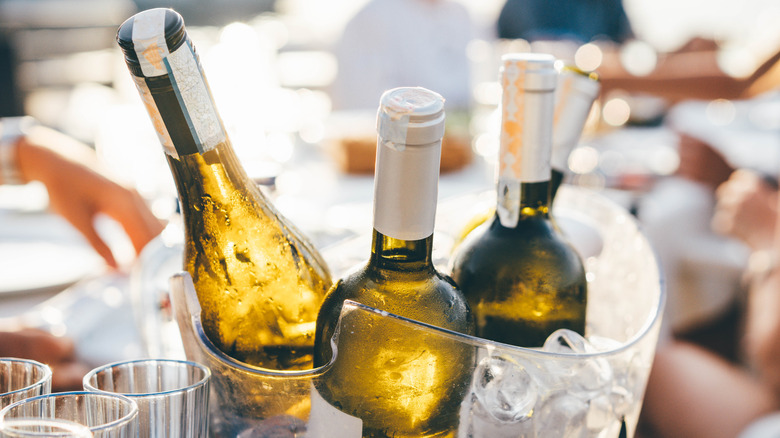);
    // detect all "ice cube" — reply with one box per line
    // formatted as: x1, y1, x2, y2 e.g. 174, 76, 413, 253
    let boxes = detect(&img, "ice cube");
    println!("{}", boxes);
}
542, 330, 613, 394
534, 390, 588, 438
472, 355, 538, 423
543, 329, 594, 354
